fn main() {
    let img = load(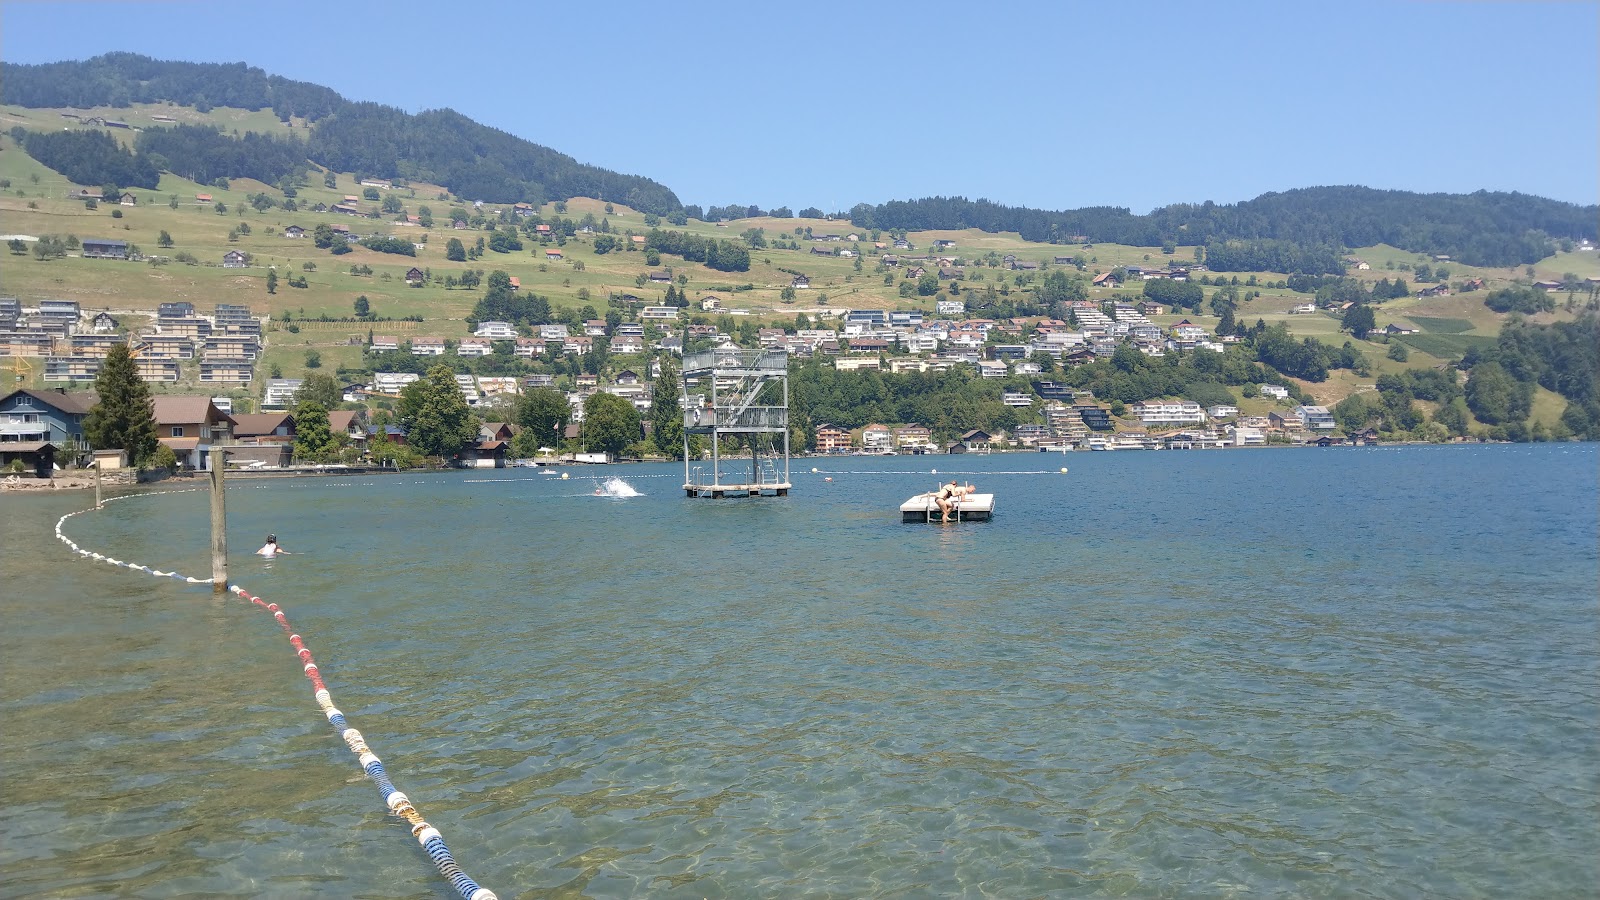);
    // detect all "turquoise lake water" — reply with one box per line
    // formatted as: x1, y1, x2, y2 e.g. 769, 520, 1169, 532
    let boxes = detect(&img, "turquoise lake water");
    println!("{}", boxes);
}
2, 444, 1597, 898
